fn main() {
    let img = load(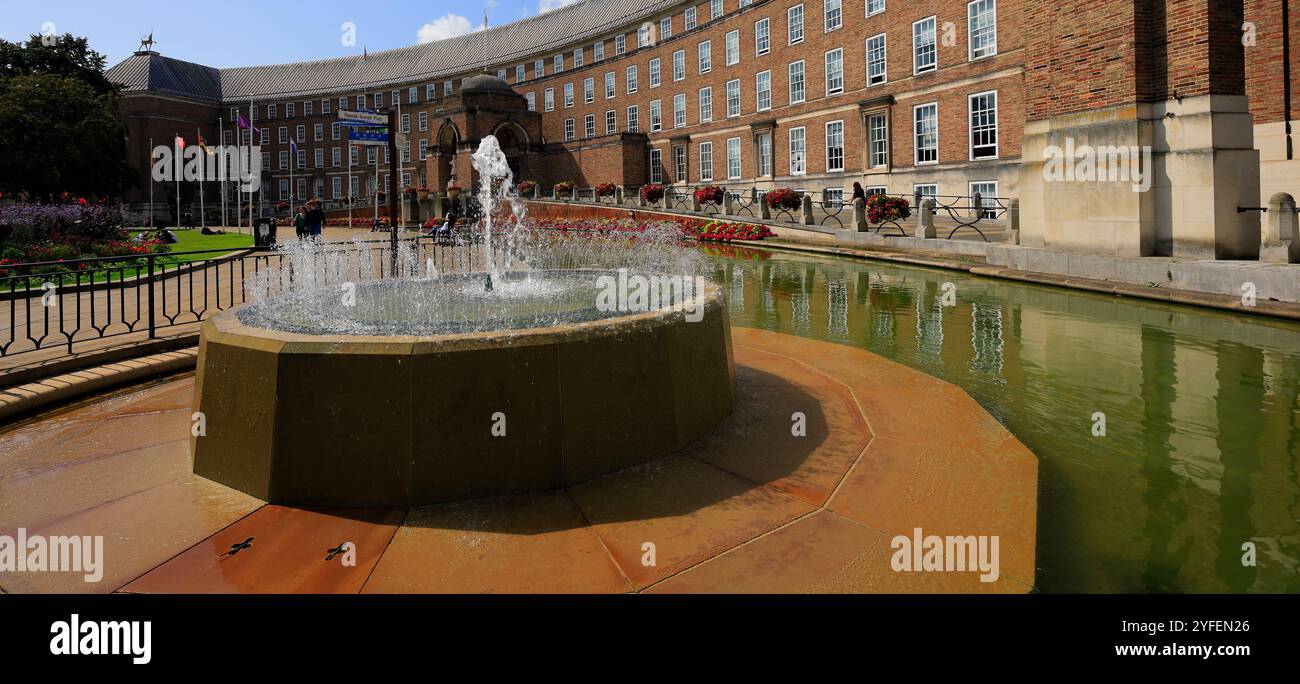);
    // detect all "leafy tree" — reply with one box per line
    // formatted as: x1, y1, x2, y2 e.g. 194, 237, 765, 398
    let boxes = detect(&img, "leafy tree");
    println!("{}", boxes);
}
0, 35, 129, 200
